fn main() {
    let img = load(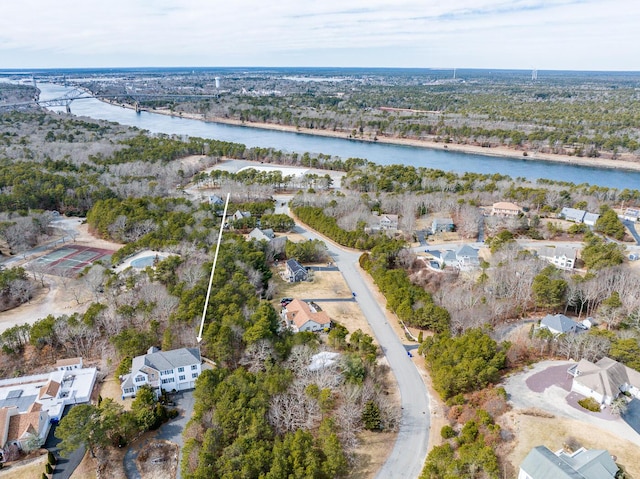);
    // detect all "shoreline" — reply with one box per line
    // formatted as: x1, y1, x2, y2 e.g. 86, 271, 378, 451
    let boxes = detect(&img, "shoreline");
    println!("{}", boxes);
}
114, 101, 640, 174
